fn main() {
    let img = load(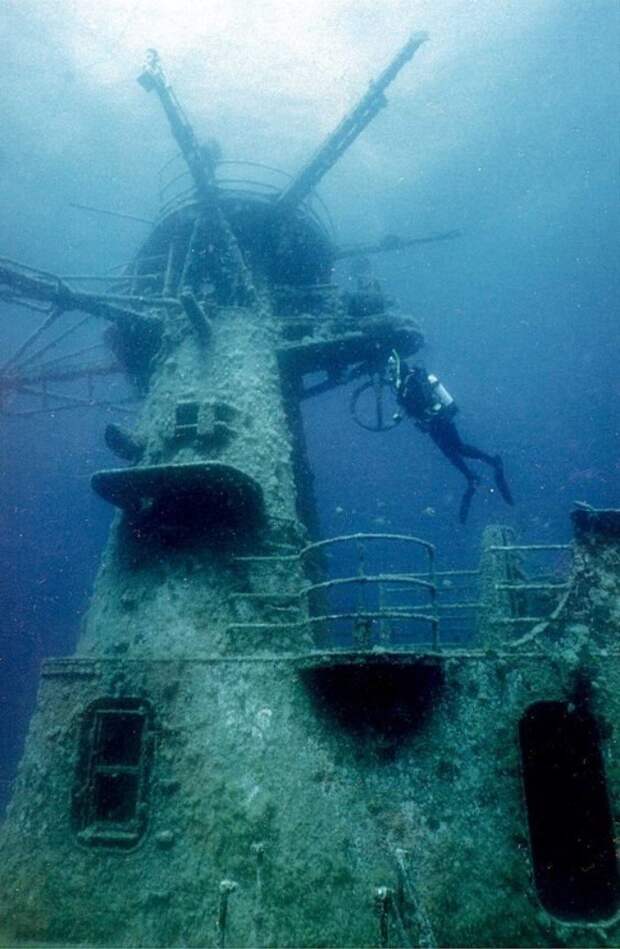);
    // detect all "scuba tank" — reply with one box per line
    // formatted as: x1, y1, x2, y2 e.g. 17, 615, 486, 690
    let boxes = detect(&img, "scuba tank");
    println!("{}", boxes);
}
428, 374, 456, 416
412, 372, 458, 429
387, 354, 458, 426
